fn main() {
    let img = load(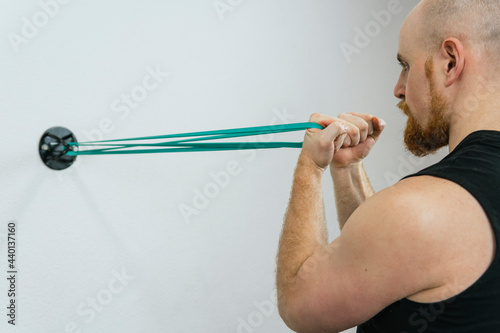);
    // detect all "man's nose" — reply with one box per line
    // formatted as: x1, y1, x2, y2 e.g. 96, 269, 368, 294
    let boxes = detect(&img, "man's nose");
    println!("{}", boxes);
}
394, 73, 406, 99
